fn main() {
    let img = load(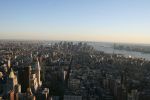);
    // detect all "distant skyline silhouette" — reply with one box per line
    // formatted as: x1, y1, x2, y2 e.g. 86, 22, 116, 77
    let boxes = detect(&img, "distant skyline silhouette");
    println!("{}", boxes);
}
0, 0, 150, 44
